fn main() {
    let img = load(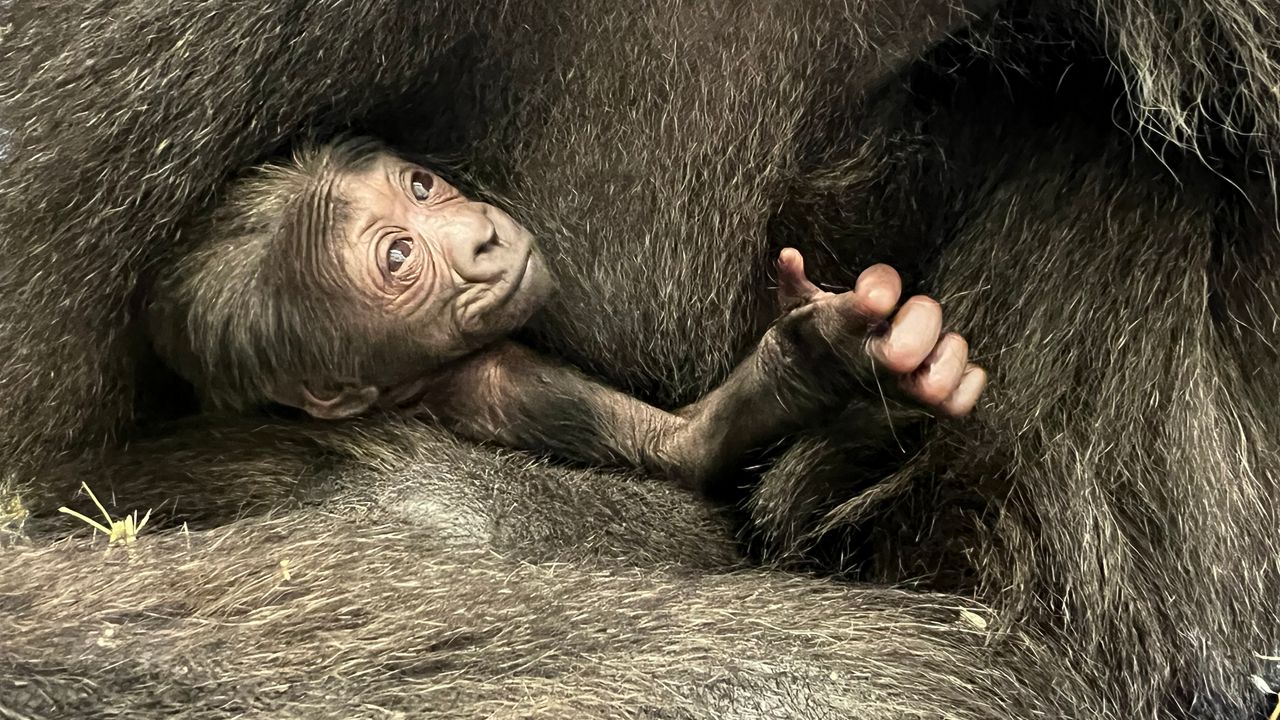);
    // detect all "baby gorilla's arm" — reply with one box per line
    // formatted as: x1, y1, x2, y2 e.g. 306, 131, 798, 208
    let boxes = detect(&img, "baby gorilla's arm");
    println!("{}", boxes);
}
414, 338, 826, 491
413, 342, 706, 486
412, 249, 985, 491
